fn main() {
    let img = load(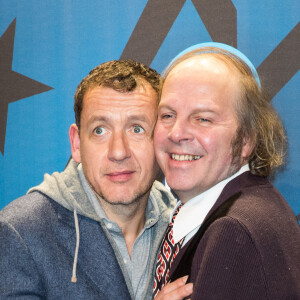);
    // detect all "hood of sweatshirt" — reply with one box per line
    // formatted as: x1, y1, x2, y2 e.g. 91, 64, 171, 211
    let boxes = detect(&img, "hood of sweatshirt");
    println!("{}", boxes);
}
28, 159, 176, 223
